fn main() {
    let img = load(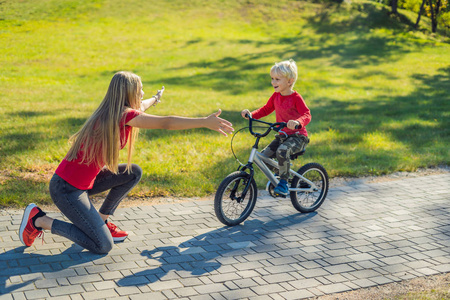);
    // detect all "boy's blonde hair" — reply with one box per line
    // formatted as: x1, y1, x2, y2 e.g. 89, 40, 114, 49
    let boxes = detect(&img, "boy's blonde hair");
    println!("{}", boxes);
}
271, 59, 298, 88
65, 71, 141, 174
